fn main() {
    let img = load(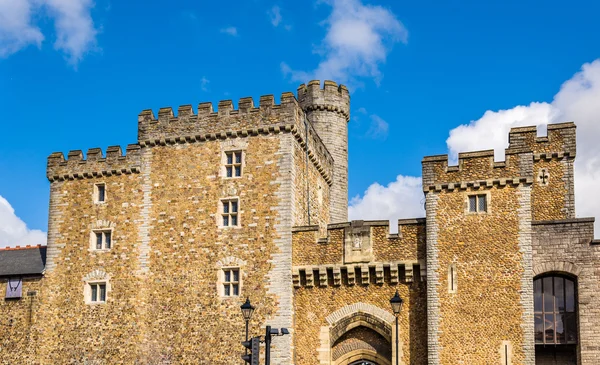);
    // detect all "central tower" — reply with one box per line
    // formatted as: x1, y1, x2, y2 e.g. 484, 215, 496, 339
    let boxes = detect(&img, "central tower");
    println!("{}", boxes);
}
298, 80, 350, 223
